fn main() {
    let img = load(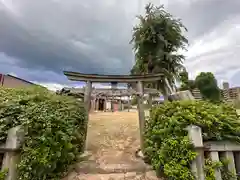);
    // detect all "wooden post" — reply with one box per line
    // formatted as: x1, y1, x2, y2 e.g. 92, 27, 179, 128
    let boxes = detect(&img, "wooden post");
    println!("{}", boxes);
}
128, 96, 130, 112
136, 81, 145, 153
118, 97, 122, 111
104, 97, 107, 112
84, 81, 92, 112
96, 98, 99, 111
118, 97, 121, 111
111, 82, 117, 112
111, 96, 114, 112
84, 80, 92, 150
2, 126, 24, 180
187, 125, 205, 180
148, 94, 153, 108
92, 98, 96, 111
120, 97, 123, 111
90, 99, 93, 111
